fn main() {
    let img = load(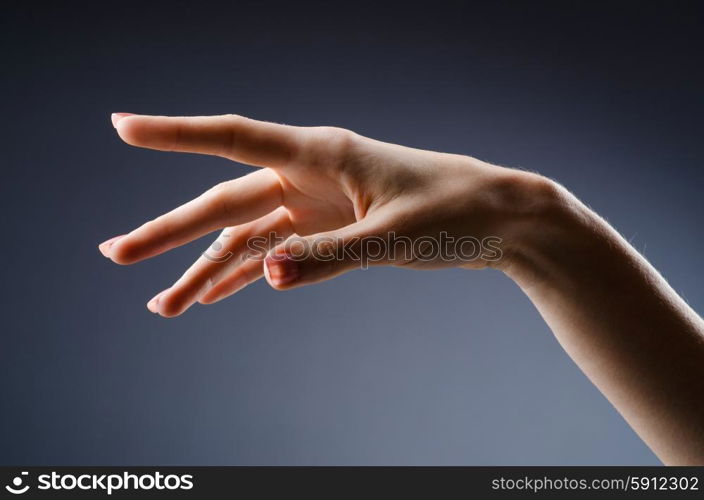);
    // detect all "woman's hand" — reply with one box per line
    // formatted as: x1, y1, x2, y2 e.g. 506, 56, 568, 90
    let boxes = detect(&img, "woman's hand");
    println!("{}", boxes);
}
101, 113, 548, 317
101, 112, 704, 464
